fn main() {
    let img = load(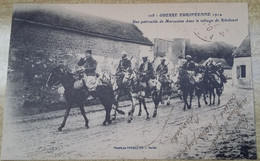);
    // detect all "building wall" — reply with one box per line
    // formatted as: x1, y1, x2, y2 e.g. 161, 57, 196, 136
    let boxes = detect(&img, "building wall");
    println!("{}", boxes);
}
8, 20, 151, 113
153, 38, 185, 75
232, 57, 253, 88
